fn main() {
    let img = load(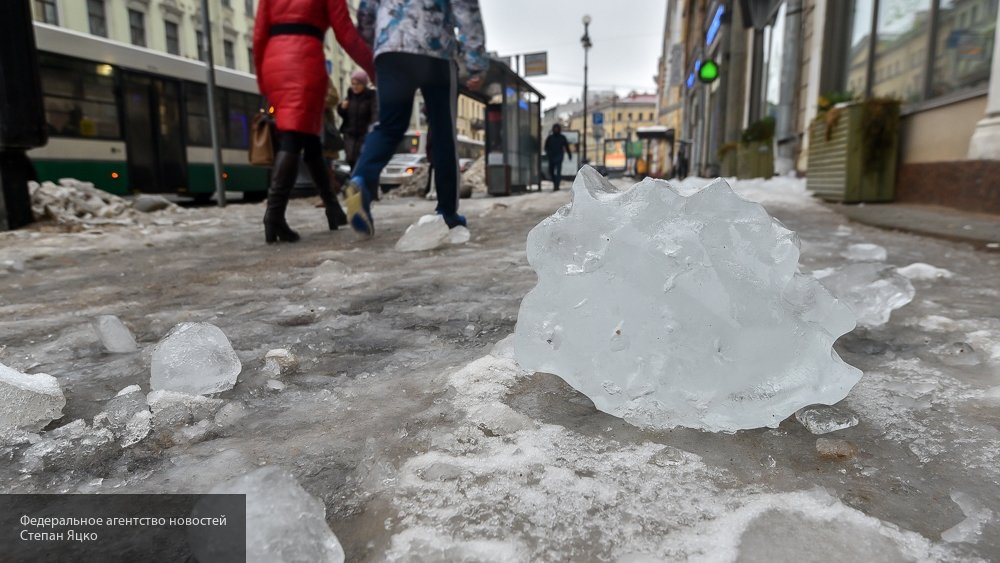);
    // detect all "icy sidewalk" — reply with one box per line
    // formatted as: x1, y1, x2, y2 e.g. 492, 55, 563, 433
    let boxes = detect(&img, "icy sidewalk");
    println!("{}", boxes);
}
1, 177, 999, 561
